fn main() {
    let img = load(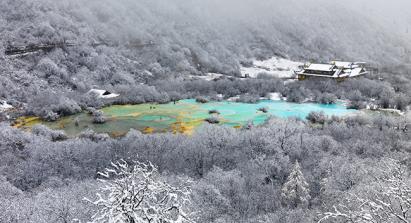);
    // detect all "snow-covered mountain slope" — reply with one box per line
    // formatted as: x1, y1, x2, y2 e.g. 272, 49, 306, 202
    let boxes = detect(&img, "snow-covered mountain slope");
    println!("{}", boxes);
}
240, 57, 303, 78
0, 0, 410, 104
188, 57, 302, 80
